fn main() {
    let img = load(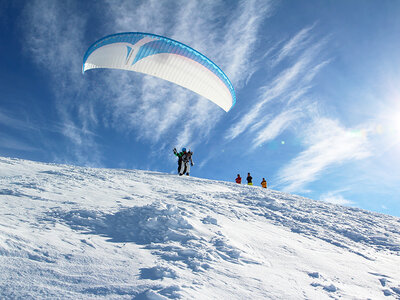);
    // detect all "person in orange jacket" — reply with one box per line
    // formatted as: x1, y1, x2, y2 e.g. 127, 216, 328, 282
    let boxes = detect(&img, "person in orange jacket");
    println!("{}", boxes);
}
261, 178, 267, 188
235, 174, 242, 184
